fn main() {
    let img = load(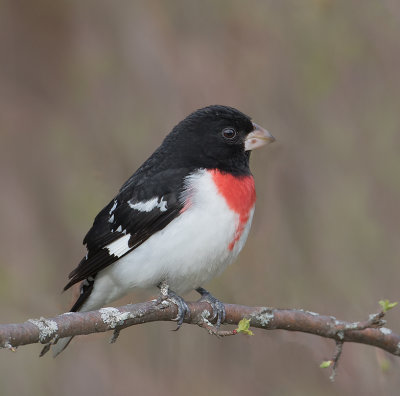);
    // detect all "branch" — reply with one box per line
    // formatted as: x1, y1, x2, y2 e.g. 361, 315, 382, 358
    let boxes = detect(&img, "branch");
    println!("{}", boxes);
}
1, 300, 399, 363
